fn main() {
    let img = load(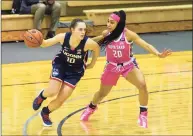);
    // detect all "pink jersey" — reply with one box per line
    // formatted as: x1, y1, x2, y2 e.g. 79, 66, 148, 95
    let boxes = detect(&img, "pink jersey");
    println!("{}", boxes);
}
106, 29, 132, 63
